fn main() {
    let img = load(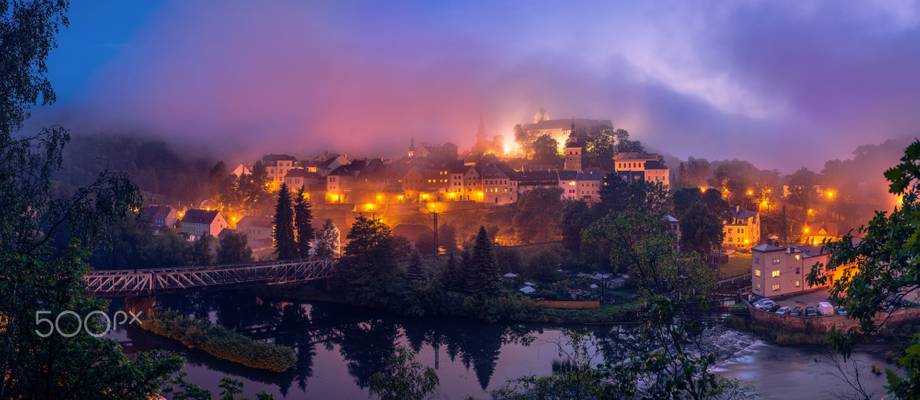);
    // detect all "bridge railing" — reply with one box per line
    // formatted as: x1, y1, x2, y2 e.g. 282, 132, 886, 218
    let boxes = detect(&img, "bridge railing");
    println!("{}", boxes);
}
84, 258, 335, 297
